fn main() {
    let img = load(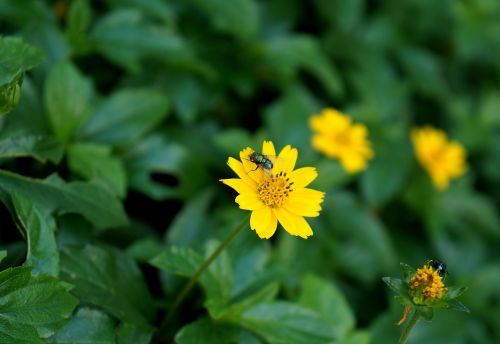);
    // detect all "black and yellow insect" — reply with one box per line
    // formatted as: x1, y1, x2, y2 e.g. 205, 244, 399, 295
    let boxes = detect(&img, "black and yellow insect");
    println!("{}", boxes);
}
248, 152, 274, 178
